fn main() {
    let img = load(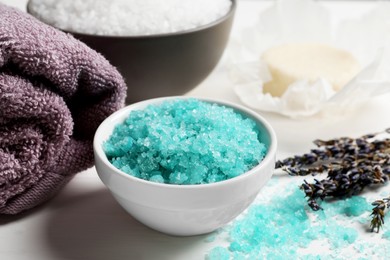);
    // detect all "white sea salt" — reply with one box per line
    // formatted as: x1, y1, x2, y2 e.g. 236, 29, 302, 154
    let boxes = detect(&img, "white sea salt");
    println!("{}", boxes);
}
28, 0, 232, 36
